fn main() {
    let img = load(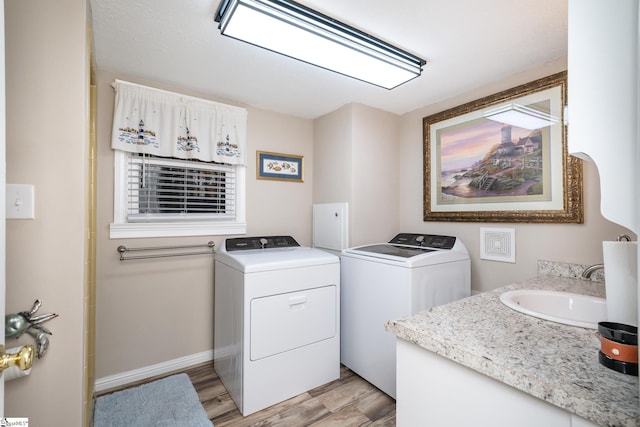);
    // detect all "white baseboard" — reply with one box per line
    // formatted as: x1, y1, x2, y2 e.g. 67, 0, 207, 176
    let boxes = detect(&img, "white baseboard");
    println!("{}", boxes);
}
95, 349, 214, 393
